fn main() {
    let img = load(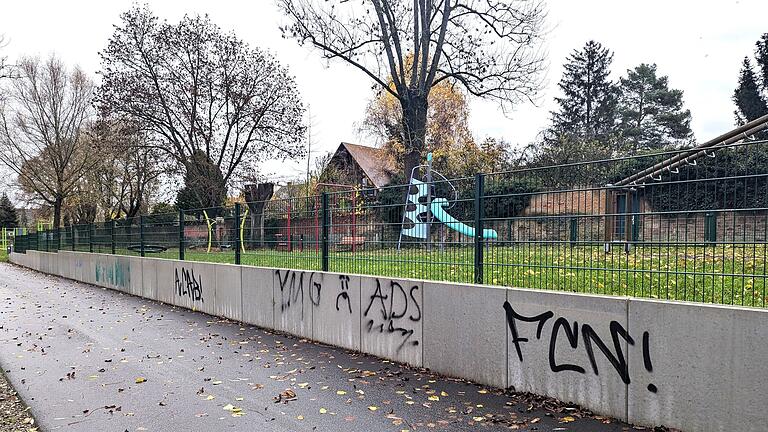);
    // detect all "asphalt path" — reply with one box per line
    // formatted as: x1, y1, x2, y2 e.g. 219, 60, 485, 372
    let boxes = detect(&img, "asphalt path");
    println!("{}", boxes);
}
0, 262, 642, 431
